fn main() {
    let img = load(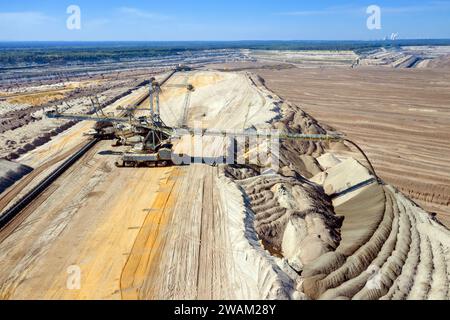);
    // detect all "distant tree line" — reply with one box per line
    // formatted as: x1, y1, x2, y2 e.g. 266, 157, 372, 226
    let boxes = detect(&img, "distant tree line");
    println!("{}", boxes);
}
0, 39, 449, 67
